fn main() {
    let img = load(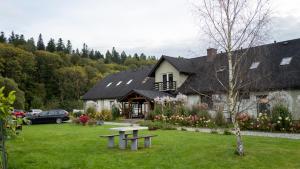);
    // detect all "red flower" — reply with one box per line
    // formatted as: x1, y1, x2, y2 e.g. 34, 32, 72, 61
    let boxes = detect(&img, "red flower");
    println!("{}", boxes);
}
79, 114, 89, 124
